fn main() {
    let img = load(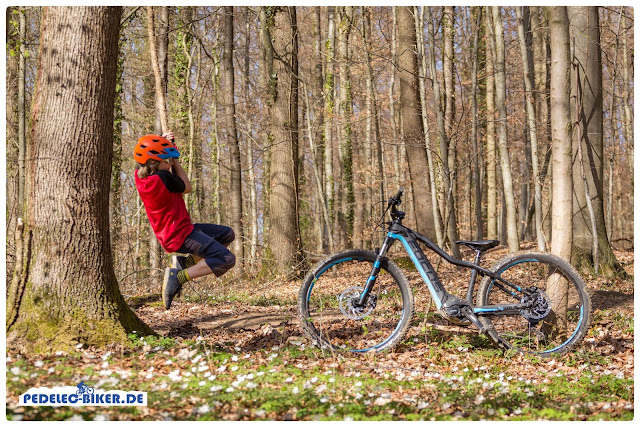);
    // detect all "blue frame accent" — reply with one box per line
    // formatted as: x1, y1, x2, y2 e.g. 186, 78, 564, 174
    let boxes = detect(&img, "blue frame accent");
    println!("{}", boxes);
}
388, 232, 443, 309
306, 258, 353, 303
